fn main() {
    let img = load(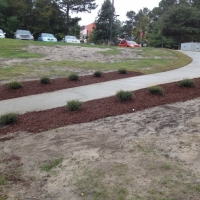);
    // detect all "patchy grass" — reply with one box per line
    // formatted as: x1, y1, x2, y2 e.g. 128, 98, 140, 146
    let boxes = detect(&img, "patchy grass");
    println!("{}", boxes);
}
75, 166, 129, 200
0, 40, 192, 82
40, 158, 63, 172
98, 48, 121, 55
0, 39, 42, 59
